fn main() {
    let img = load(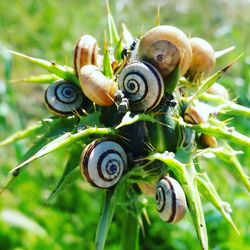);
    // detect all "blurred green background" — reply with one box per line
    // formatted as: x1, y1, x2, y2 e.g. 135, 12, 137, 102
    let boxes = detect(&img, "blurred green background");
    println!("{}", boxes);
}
0, 0, 249, 249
